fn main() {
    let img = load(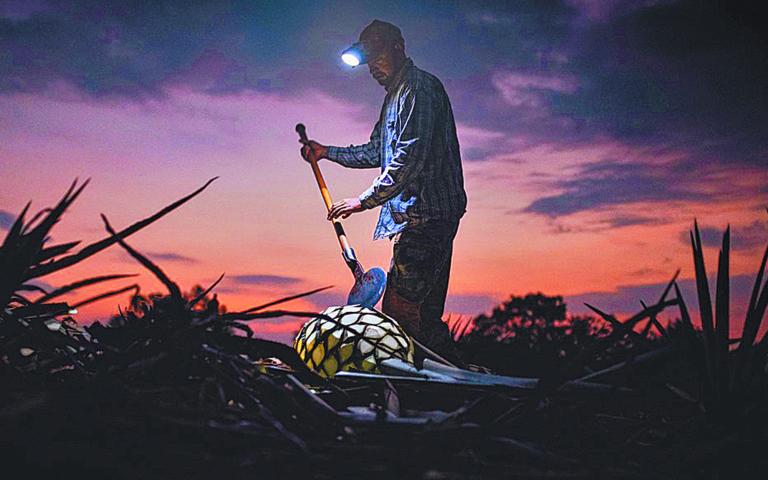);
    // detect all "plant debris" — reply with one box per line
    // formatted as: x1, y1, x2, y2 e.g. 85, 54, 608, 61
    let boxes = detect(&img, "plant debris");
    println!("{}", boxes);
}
1, 181, 767, 479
